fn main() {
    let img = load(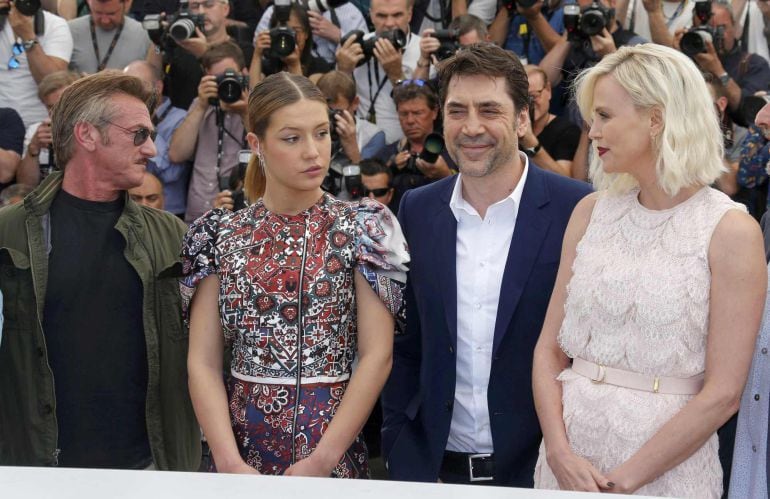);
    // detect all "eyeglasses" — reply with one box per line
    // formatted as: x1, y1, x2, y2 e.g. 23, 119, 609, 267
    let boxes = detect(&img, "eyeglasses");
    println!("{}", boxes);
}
8, 42, 24, 70
102, 120, 157, 146
363, 187, 390, 197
